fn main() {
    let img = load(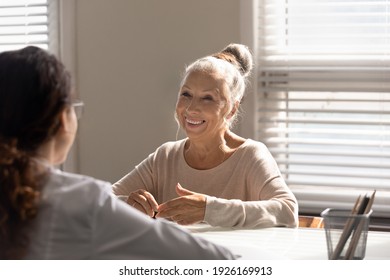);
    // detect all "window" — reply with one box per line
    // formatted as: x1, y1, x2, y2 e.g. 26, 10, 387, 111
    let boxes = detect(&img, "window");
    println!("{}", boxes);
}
256, 0, 390, 217
0, 0, 58, 54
